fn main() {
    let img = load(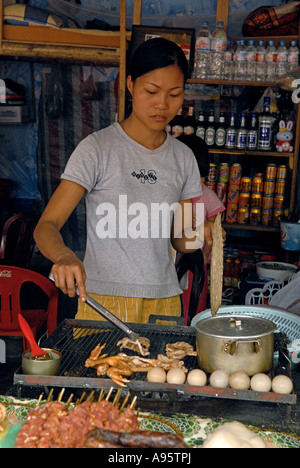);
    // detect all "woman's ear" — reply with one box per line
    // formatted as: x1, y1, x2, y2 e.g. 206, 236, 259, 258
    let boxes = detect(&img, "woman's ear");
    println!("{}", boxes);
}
127, 75, 134, 96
